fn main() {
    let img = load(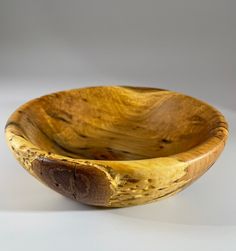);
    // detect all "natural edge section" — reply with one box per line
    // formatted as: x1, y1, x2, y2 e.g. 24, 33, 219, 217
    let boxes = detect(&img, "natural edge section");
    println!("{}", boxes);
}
31, 157, 114, 206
